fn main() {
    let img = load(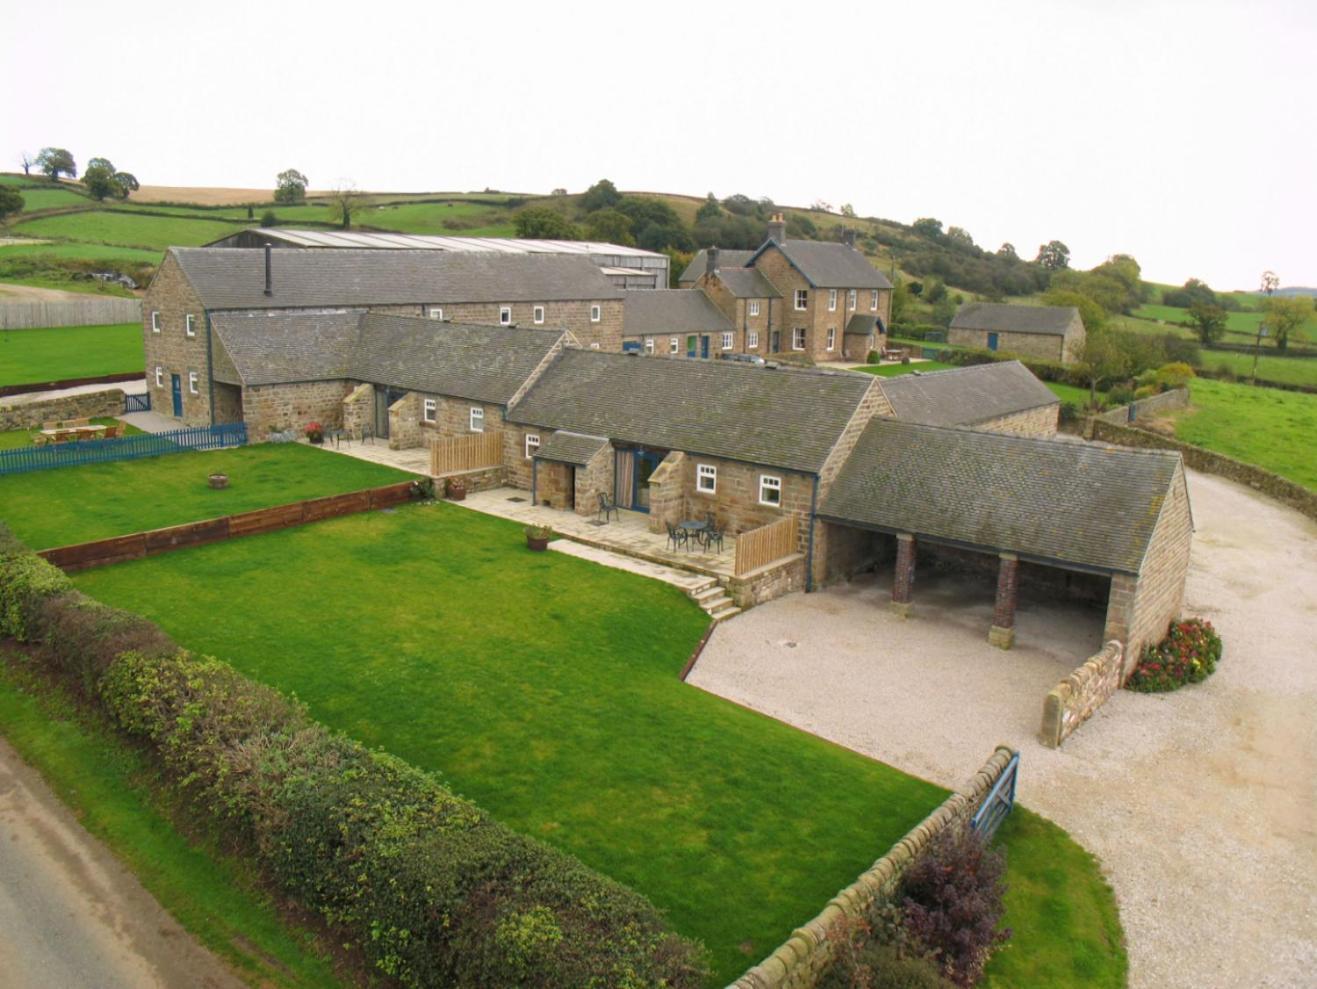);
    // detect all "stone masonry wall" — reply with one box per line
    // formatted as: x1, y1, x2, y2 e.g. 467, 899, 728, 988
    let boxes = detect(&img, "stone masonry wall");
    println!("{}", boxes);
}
241, 381, 351, 440
732, 747, 1019, 989
388, 392, 424, 450
212, 382, 243, 424
1094, 386, 1190, 425
342, 383, 374, 437
1122, 460, 1193, 666
975, 401, 1059, 437
0, 388, 125, 431
728, 555, 806, 609
422, 395, 507, 442
659, 454, 814, 554
573, 443, 615, 518
431, 300, 623, 352
947, 327, 1064, 363
503, 424, 554, 490
1040, 641, 1124, 748
646, 451, 688, 533
142, 254, 211, 425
